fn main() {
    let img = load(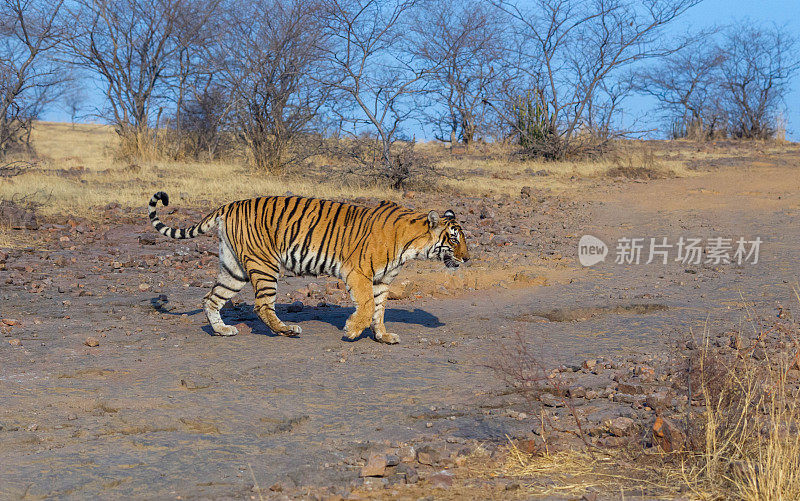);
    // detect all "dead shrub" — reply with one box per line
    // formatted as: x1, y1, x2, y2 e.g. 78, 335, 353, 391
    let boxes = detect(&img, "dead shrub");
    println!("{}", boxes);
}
666, 296, 800, 499
490, 332, 592, 452
606, 143, 670, 179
